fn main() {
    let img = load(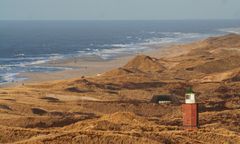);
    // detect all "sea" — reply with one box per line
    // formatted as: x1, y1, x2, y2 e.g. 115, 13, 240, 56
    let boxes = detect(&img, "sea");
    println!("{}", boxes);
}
1, 20, 240, 84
